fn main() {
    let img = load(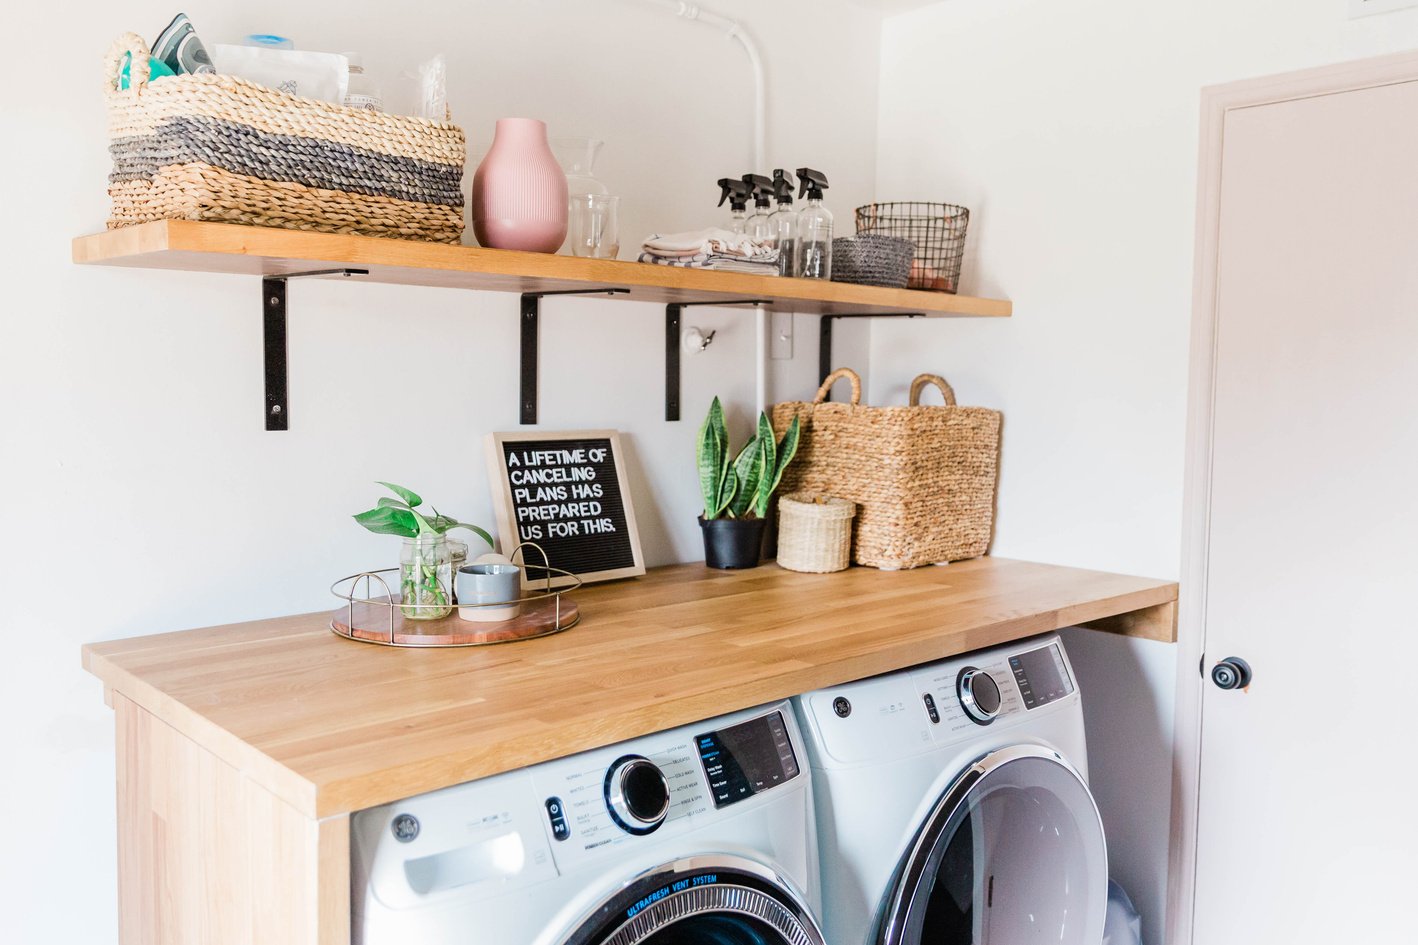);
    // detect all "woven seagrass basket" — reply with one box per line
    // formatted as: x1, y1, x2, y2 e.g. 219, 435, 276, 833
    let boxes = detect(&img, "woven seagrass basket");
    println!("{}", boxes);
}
770, 368, 1000, 570
776, 494, 856, 573
104, 33, 466, 243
